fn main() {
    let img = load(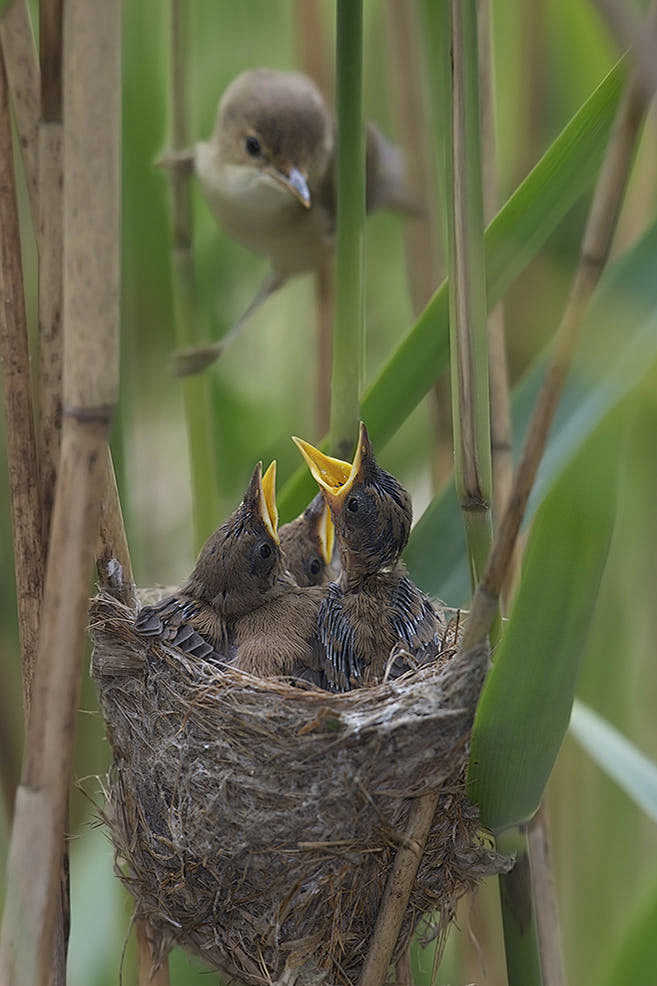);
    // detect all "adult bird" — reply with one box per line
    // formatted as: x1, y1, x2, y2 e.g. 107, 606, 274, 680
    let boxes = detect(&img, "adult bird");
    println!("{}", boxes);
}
161, 68, 416, 373
134, 462, 328, 684
294, 423, 444, 691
